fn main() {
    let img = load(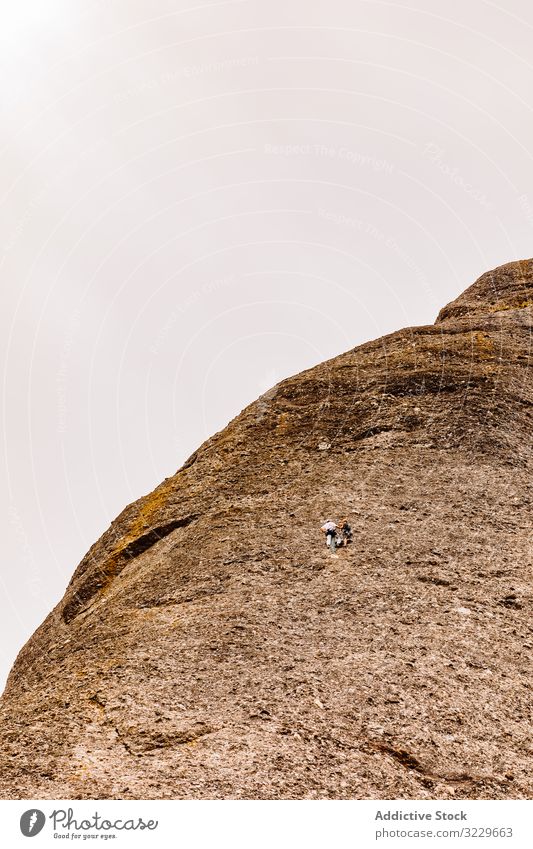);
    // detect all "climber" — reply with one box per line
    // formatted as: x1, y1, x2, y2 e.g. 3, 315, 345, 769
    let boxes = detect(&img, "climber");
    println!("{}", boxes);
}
320, 520, 337, 551
338, 517, 353, 546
